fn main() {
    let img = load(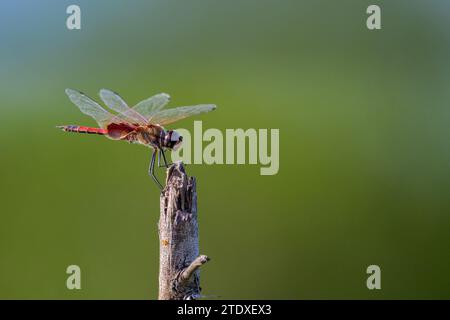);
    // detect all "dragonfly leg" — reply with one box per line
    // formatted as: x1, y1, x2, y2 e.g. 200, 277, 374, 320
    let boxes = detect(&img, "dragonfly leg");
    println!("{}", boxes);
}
149, 149, 163, 189
161, 149, 172, 168
157, 149, 172, 168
